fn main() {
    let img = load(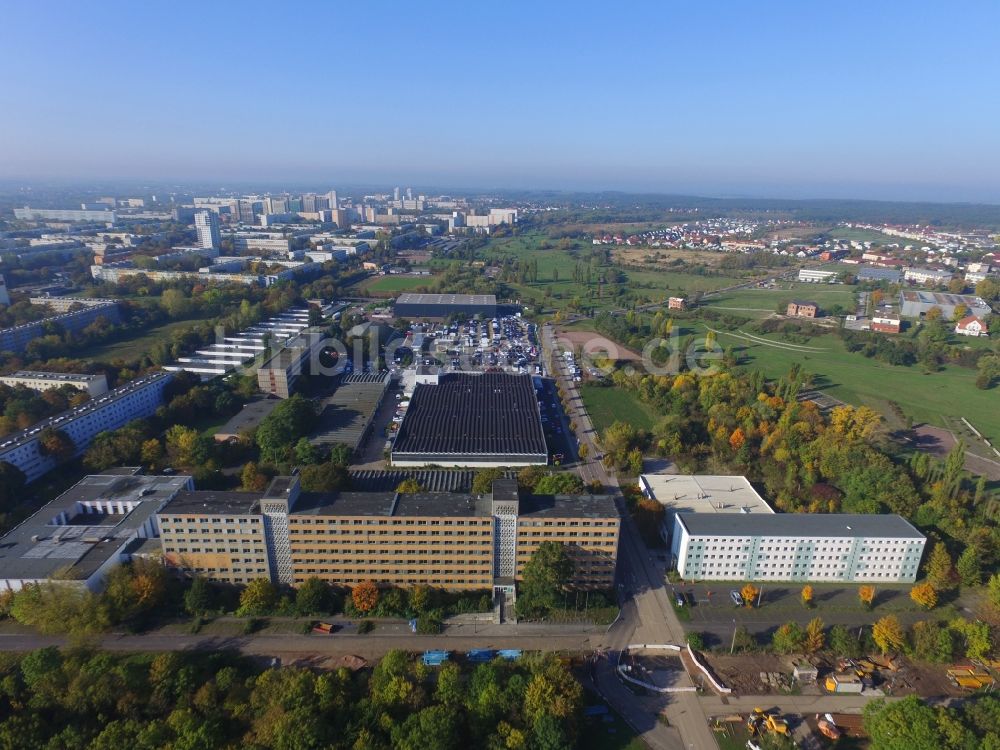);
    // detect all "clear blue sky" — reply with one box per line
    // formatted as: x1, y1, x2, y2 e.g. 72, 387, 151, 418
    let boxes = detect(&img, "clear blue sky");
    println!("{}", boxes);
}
1, 1, 998, 201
